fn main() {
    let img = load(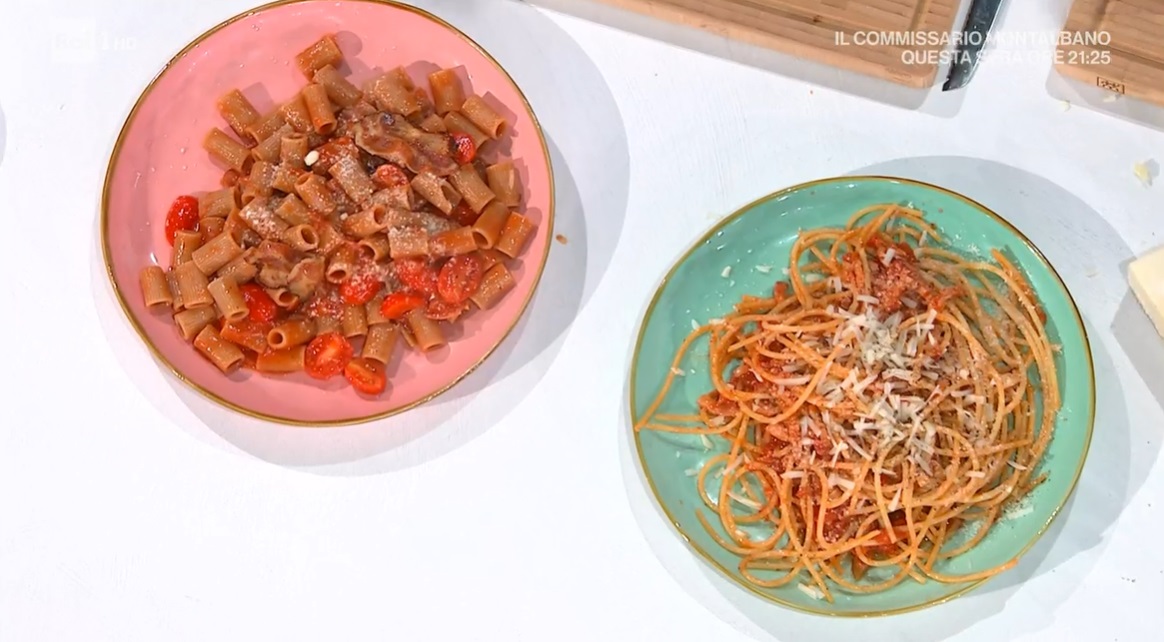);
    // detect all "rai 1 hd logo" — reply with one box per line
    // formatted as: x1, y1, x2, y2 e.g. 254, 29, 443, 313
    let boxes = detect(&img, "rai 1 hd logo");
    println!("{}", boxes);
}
50, 19, 137, 64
